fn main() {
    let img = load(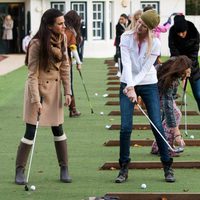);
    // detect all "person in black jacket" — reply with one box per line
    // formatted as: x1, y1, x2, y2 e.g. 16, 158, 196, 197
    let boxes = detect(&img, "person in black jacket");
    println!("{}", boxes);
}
114, 14, 131, 68
168, 14, 200, 111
